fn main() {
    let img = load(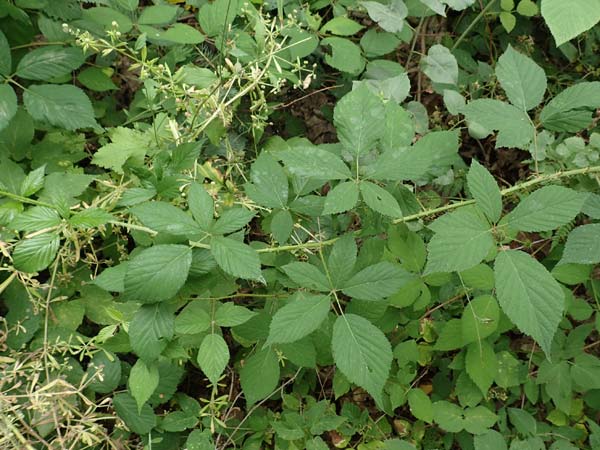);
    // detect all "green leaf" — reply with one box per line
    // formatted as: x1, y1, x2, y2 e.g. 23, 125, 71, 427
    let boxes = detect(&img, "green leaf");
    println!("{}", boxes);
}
13, 232, 60, 273
92, 127, 149, 174
282, 262, 330, 291
129, 303, 174, 361
494, 250, 564, 356
87, 351, 122, 394
332, 314, 392, 401
421, 44, 458, 85
279, 144, 351, 180
129, 359, 159, 412
197, 333, 229, 384
245, 153, 288, 208
424, 207, 494, 274
334, 85, 384, 157
267, 293, 330, 344
270, 209, 293, 243
466, 341, 498, 395
210, 236, 262, 281
461, 295, 500, 344
381, 101, 414, 150
321, 37, 365, 75
560, 224, 600, 265
197, 0, 239, 37
69, 208, 113, 229
407, 389, 433, 423
188, 183, 214, 229
23, 84, 98, 130
467, 160, 502, 223
501, 185, 586, 232
82, 6, 134, 33
537, 360, 572, 413
474, 430, 508, 450
214, 303, 257, 327
328, 235, 357, 287
508, 407, 537, 436
124, 245, 192, 303
443, 0, 476, 10
499, 11, 516, 33
162, 24, 205, 44
517, 0, 538, 15
540, 82, 600, 132
462, 99, 534, 149
138, 4, 178, 25
240, 348, 280, 405
11, 207, 61, 233
388, 226, 426, 272
495, 45, 547, 111
174, 302, 211, 334
571, 354, 600, 390
16, 46, 85, 81
360, 181, 403, 218
0, 85, 17, 133
433, 400, 464, 432
0, 30, 11, 76
320, 16, 364, 35
162, 411, 198, 432
541, 0, 600, 46
77, 67, 118, 92
113, 393, 157, 435
131, 201, 201, 237
464, 406, 498, 434
210, 208, 255, 235
341, 262, 412, 300
362, 0, 408, 33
